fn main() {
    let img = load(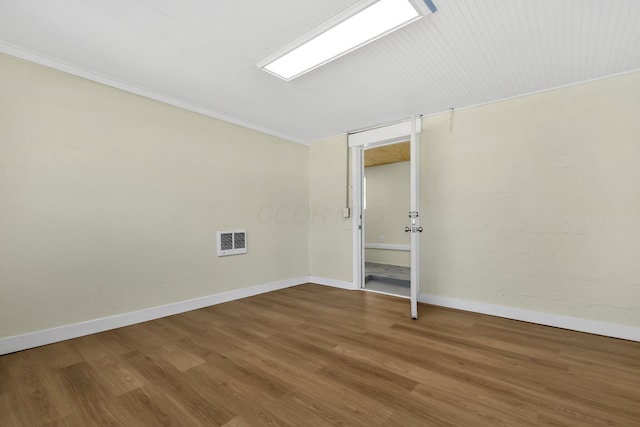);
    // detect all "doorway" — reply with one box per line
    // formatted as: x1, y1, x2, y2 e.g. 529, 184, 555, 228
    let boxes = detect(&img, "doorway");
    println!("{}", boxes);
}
349, 117, 422, 319
363, 142, 411, 298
